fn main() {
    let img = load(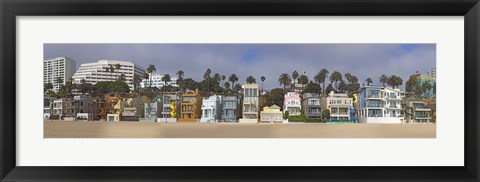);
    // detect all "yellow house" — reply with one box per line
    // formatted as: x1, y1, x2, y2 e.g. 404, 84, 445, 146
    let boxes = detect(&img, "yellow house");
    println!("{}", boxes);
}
106, 96, 125, 121
179, 89, 202, 122
260, 105, 283, 123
